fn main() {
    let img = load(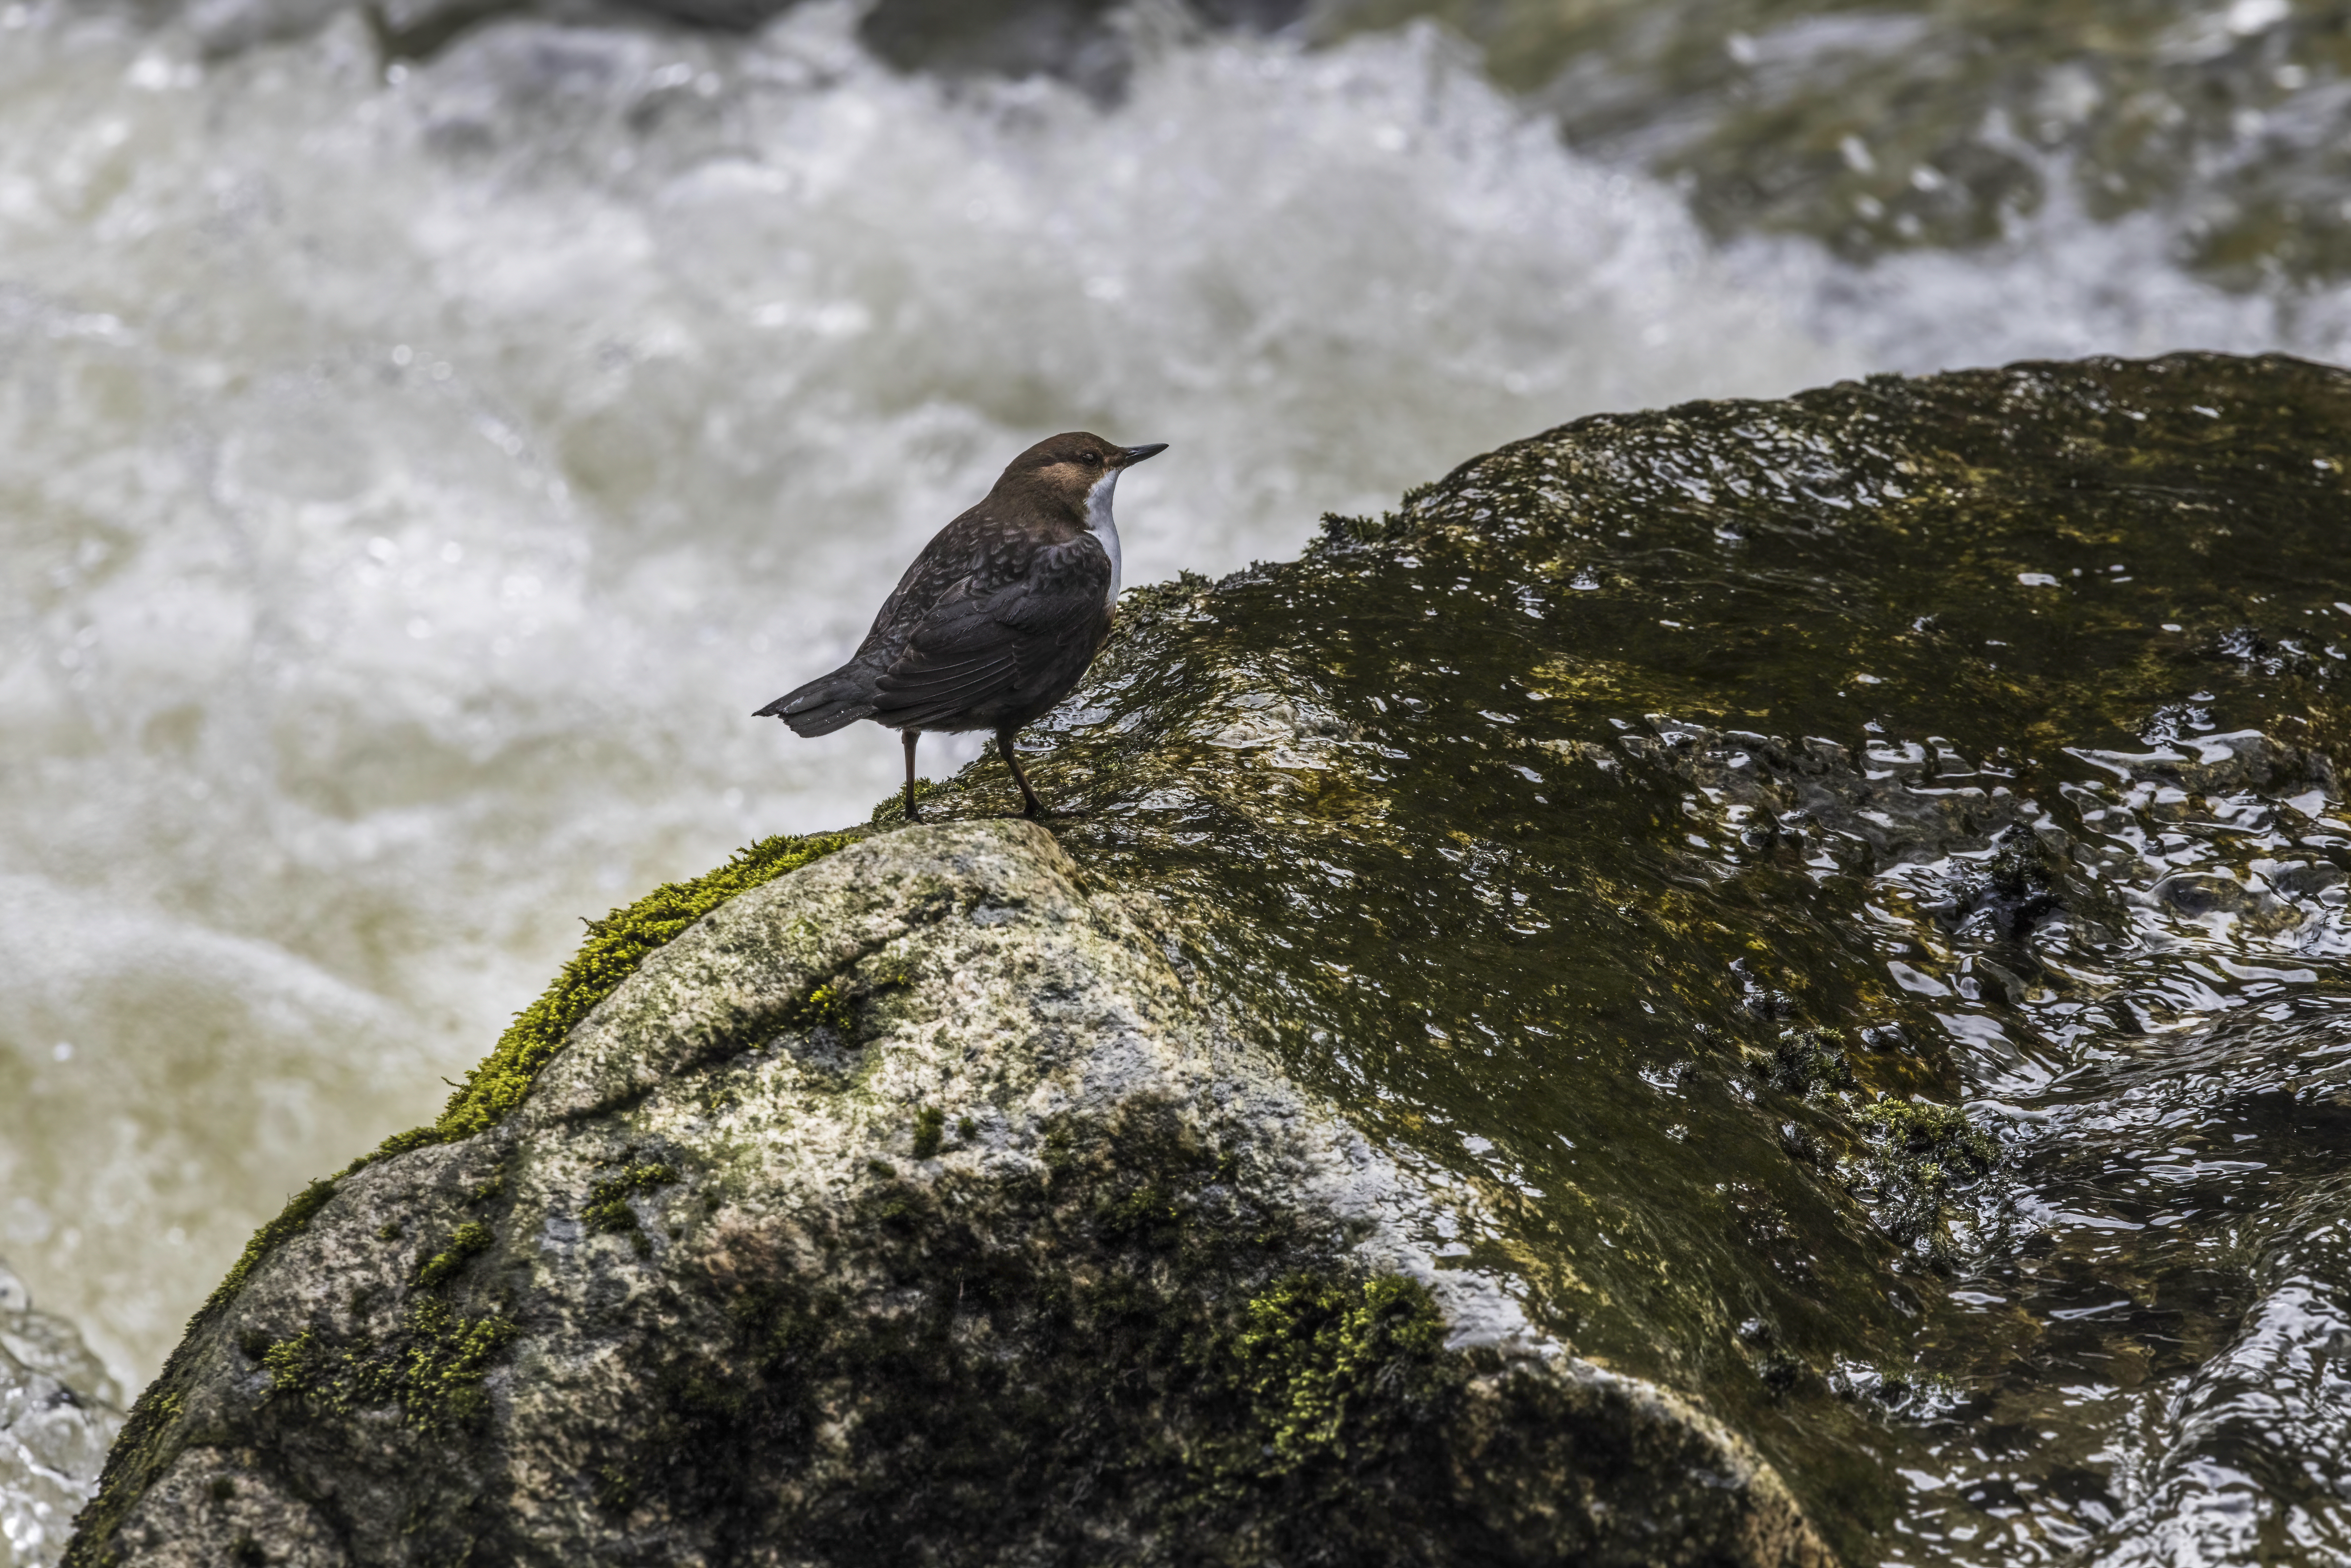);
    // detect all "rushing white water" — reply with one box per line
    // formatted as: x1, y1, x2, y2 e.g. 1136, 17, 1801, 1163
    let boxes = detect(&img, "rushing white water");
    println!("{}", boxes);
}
1, 0, 2346, 1394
